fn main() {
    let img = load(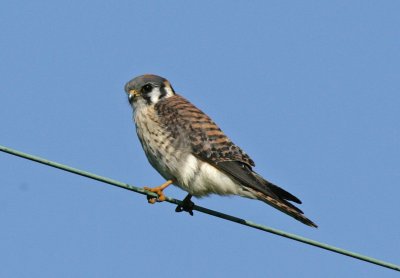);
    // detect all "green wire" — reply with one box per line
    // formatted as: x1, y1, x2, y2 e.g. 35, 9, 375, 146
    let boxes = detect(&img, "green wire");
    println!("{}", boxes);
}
1, 144, 399, 272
